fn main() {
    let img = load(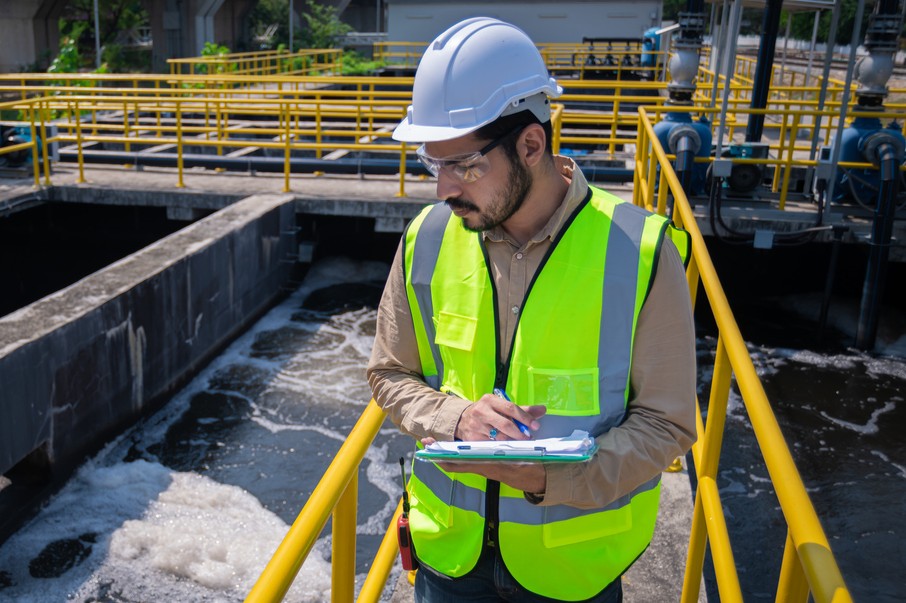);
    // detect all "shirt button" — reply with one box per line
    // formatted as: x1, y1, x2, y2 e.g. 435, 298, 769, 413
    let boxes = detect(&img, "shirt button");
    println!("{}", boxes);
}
511, 305, 519, 315
515, 253, 524, 260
